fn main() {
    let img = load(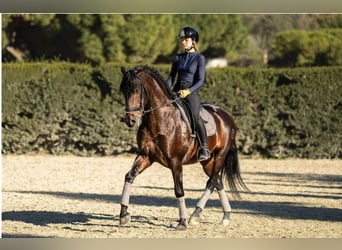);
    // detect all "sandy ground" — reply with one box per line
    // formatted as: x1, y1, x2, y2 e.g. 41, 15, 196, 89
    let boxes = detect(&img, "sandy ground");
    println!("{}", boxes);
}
2, 155, 342, 238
